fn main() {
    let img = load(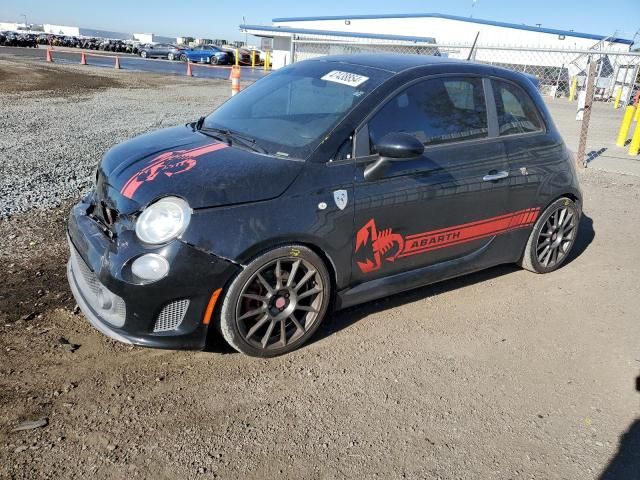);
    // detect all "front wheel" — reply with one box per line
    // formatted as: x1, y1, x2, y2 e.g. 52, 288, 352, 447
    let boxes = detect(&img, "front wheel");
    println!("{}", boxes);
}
520, 197, 580, 273
179, 54, 188, 62
167, 53, 174, 60
140, 51, 147, 58
219, 245, 331, 357
210, 55, 219, 65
